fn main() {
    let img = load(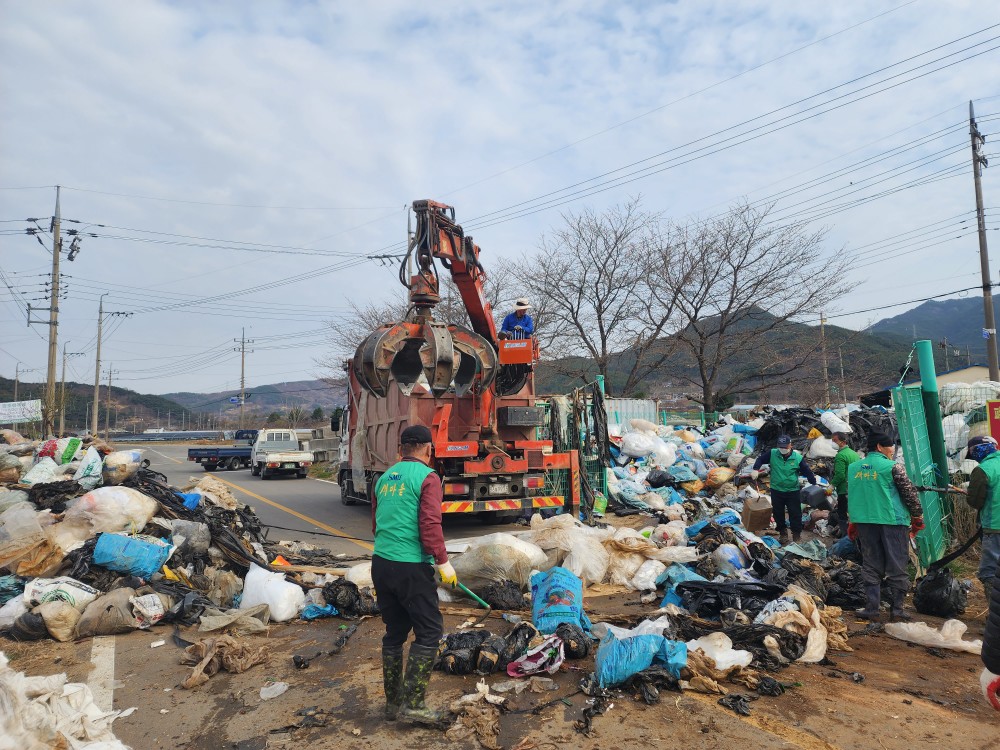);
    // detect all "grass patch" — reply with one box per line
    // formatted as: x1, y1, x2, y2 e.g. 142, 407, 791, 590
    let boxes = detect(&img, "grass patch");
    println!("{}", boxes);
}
309, 461, 336, 480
